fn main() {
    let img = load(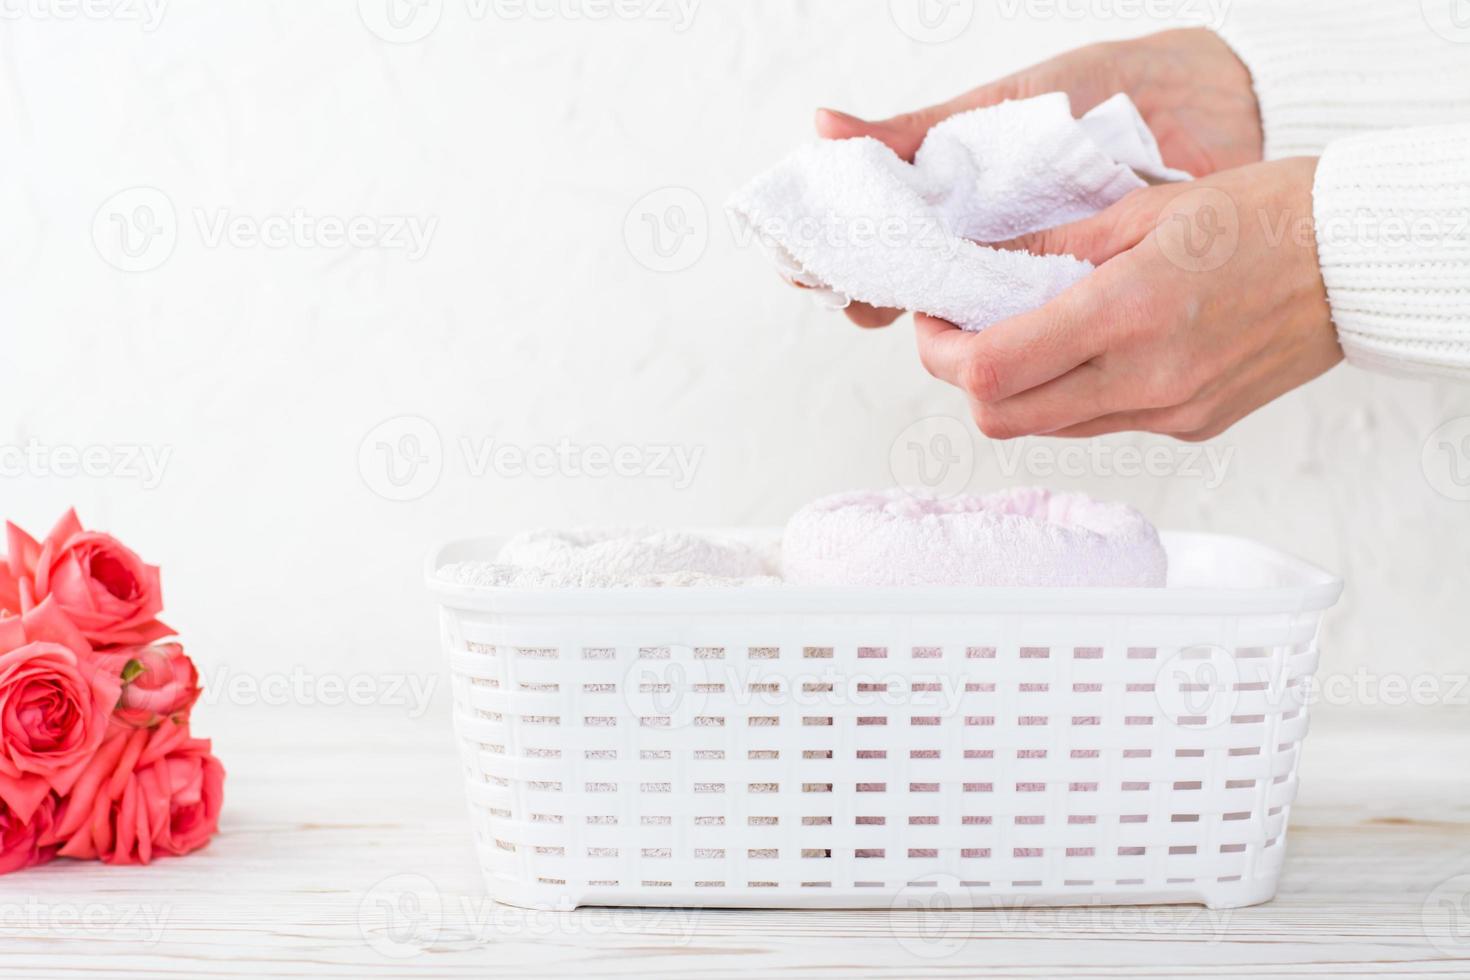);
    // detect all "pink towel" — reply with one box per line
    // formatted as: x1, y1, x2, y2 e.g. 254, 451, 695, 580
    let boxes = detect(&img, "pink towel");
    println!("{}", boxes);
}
782, 487, 1167, 588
